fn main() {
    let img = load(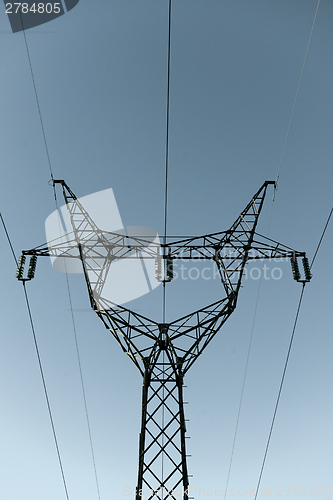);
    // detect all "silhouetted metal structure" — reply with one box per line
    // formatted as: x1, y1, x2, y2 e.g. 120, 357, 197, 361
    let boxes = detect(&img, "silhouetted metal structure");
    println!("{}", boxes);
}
18, 180, 310, 499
